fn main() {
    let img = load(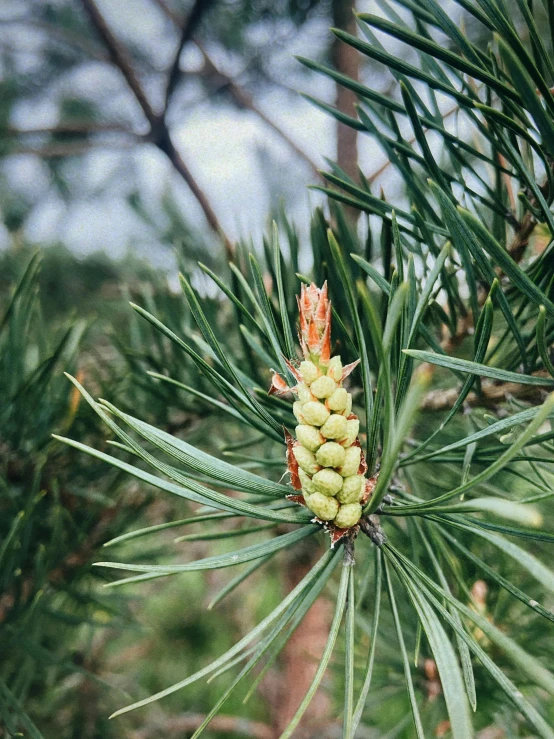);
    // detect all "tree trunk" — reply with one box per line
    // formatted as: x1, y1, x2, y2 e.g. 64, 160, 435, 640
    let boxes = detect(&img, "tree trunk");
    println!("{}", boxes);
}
332, 0, 359, 185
